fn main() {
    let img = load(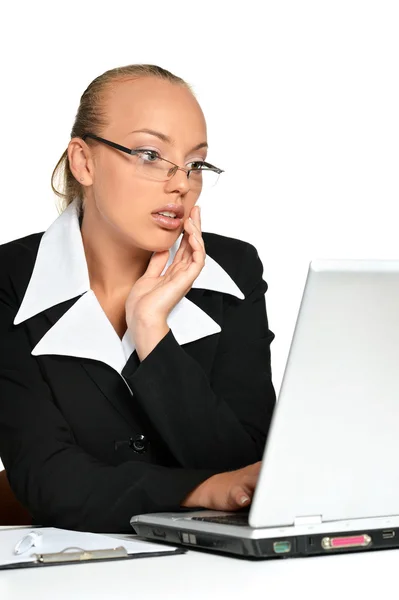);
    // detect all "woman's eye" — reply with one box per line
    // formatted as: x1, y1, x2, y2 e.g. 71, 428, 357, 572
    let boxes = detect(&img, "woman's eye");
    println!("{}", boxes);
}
188, 161, 205, 171
138, 149, 161, 162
